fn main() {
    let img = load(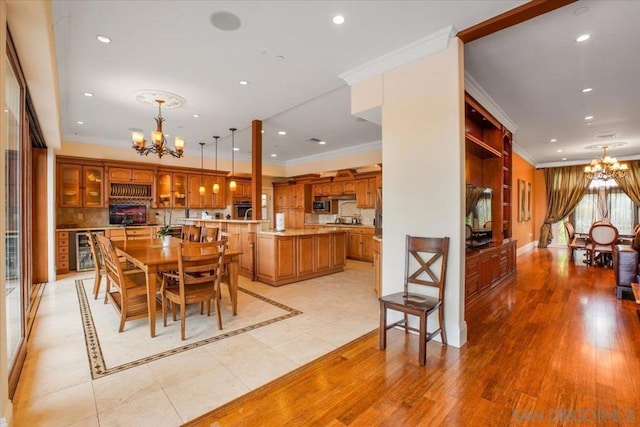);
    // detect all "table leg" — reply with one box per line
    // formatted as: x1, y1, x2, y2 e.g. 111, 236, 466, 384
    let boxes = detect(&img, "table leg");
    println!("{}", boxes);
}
229, 257, 238, 315
145, 266, 158, 337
